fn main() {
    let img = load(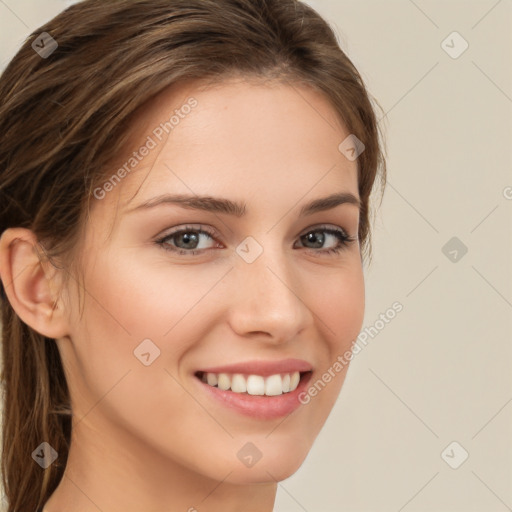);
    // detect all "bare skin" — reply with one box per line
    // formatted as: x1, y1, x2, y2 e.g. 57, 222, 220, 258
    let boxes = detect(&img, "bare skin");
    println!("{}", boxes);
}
0, 77, 364, 512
